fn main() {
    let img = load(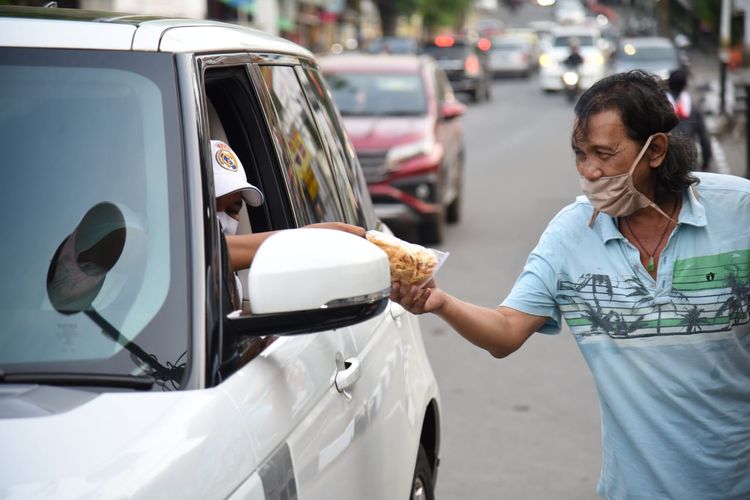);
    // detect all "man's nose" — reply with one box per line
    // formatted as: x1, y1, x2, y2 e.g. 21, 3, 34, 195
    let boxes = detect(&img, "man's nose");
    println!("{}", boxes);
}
579, 161, 603, 181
